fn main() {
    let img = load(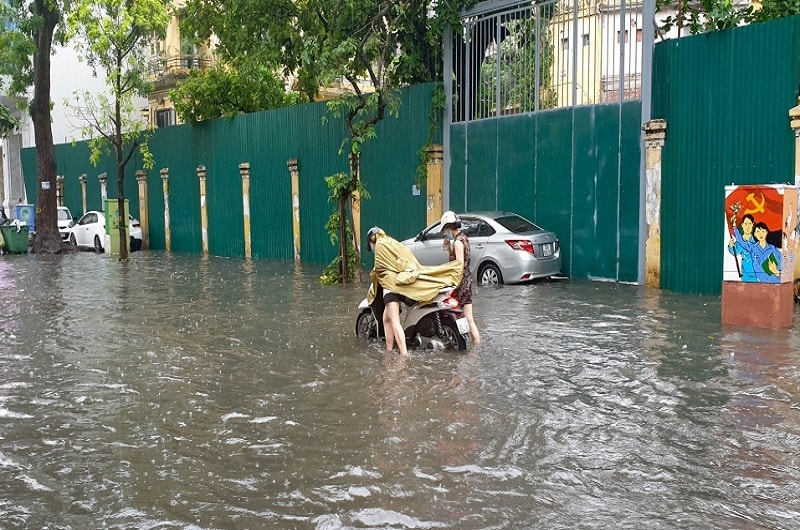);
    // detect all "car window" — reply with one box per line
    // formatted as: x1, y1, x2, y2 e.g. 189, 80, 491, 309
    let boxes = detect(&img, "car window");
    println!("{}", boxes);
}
495, 214, 541, 233
461, 218, 480, 237
423, 222, 445, 240
476, 221, 496, 237
57, 209, 71, 221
